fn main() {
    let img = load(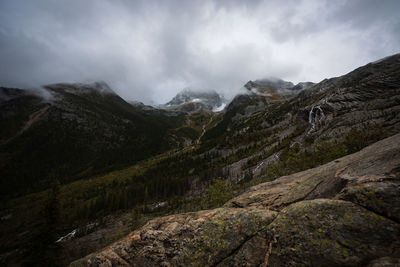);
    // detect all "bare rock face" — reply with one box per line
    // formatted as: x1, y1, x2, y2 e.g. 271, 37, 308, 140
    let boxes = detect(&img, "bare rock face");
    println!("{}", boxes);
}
72, 133, 400, 266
